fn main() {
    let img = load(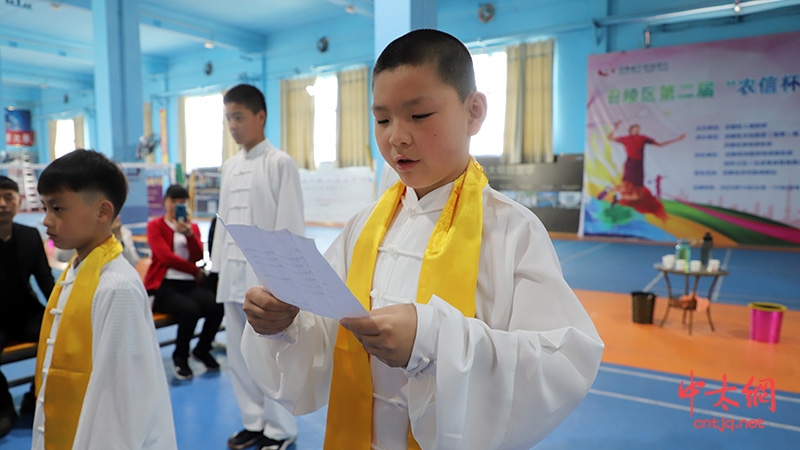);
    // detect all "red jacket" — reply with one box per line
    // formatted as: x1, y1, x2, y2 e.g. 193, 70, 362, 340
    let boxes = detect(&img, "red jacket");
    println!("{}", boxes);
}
143, 217, 204, 292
